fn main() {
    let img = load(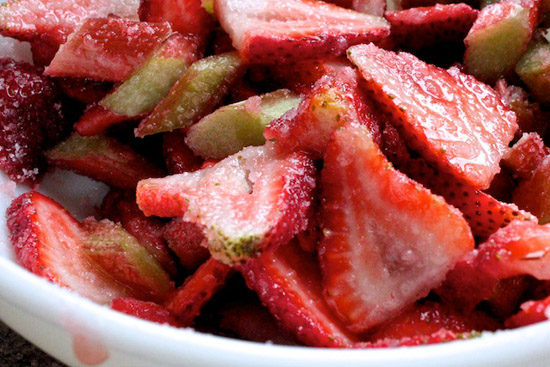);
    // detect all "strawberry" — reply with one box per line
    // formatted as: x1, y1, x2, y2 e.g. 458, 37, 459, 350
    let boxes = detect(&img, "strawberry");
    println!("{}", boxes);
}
368, 301, 500, 342
111, 297, 181, 327
139, 0, 214, 46
513, 156, 550, 224
386, 4, 479, 50
264, 68, 382, 159
74, 105, 135, 137
165, 257, 232, 326
0, 58, 68, 184
57, 78, 113, 105
6, 191, 133, 304
502, 132, 549, 180
46, 133, 165, 189
100, 189, 178, 277
214, 0, 390, 64
356, 328, 480, 348
0, 0, 140, 45
239, 240, 358, 347
137, 144, 316, 264
505, 296, 550, 328
320, 123, 474, 333
163, 218, 210, 272
163, 130, 204, 174
82, 218, 175, 302
45, 18, 172, 82
347, 43, 518, 190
